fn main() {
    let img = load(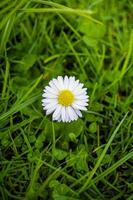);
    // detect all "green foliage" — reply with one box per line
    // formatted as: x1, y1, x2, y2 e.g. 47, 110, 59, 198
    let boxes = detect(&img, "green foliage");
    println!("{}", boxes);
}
0, 0, 133, 199
53, 148, 68, 160
78, 19, 105, 47
67, 144, 88, 172
89, 122, 97, 133
49, 180, 79, 200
